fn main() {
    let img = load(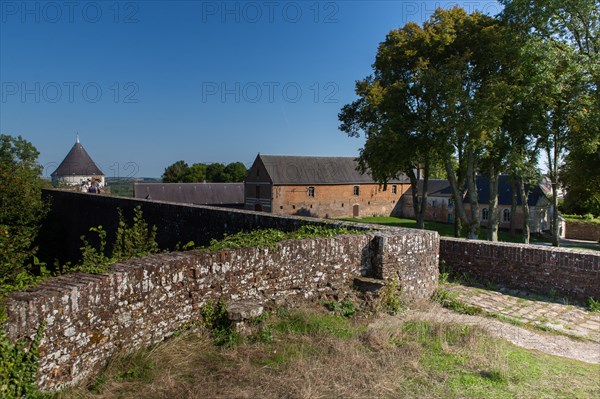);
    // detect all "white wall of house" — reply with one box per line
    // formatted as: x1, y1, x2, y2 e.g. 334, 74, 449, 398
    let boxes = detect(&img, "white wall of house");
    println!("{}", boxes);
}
52, 175, 105, 187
